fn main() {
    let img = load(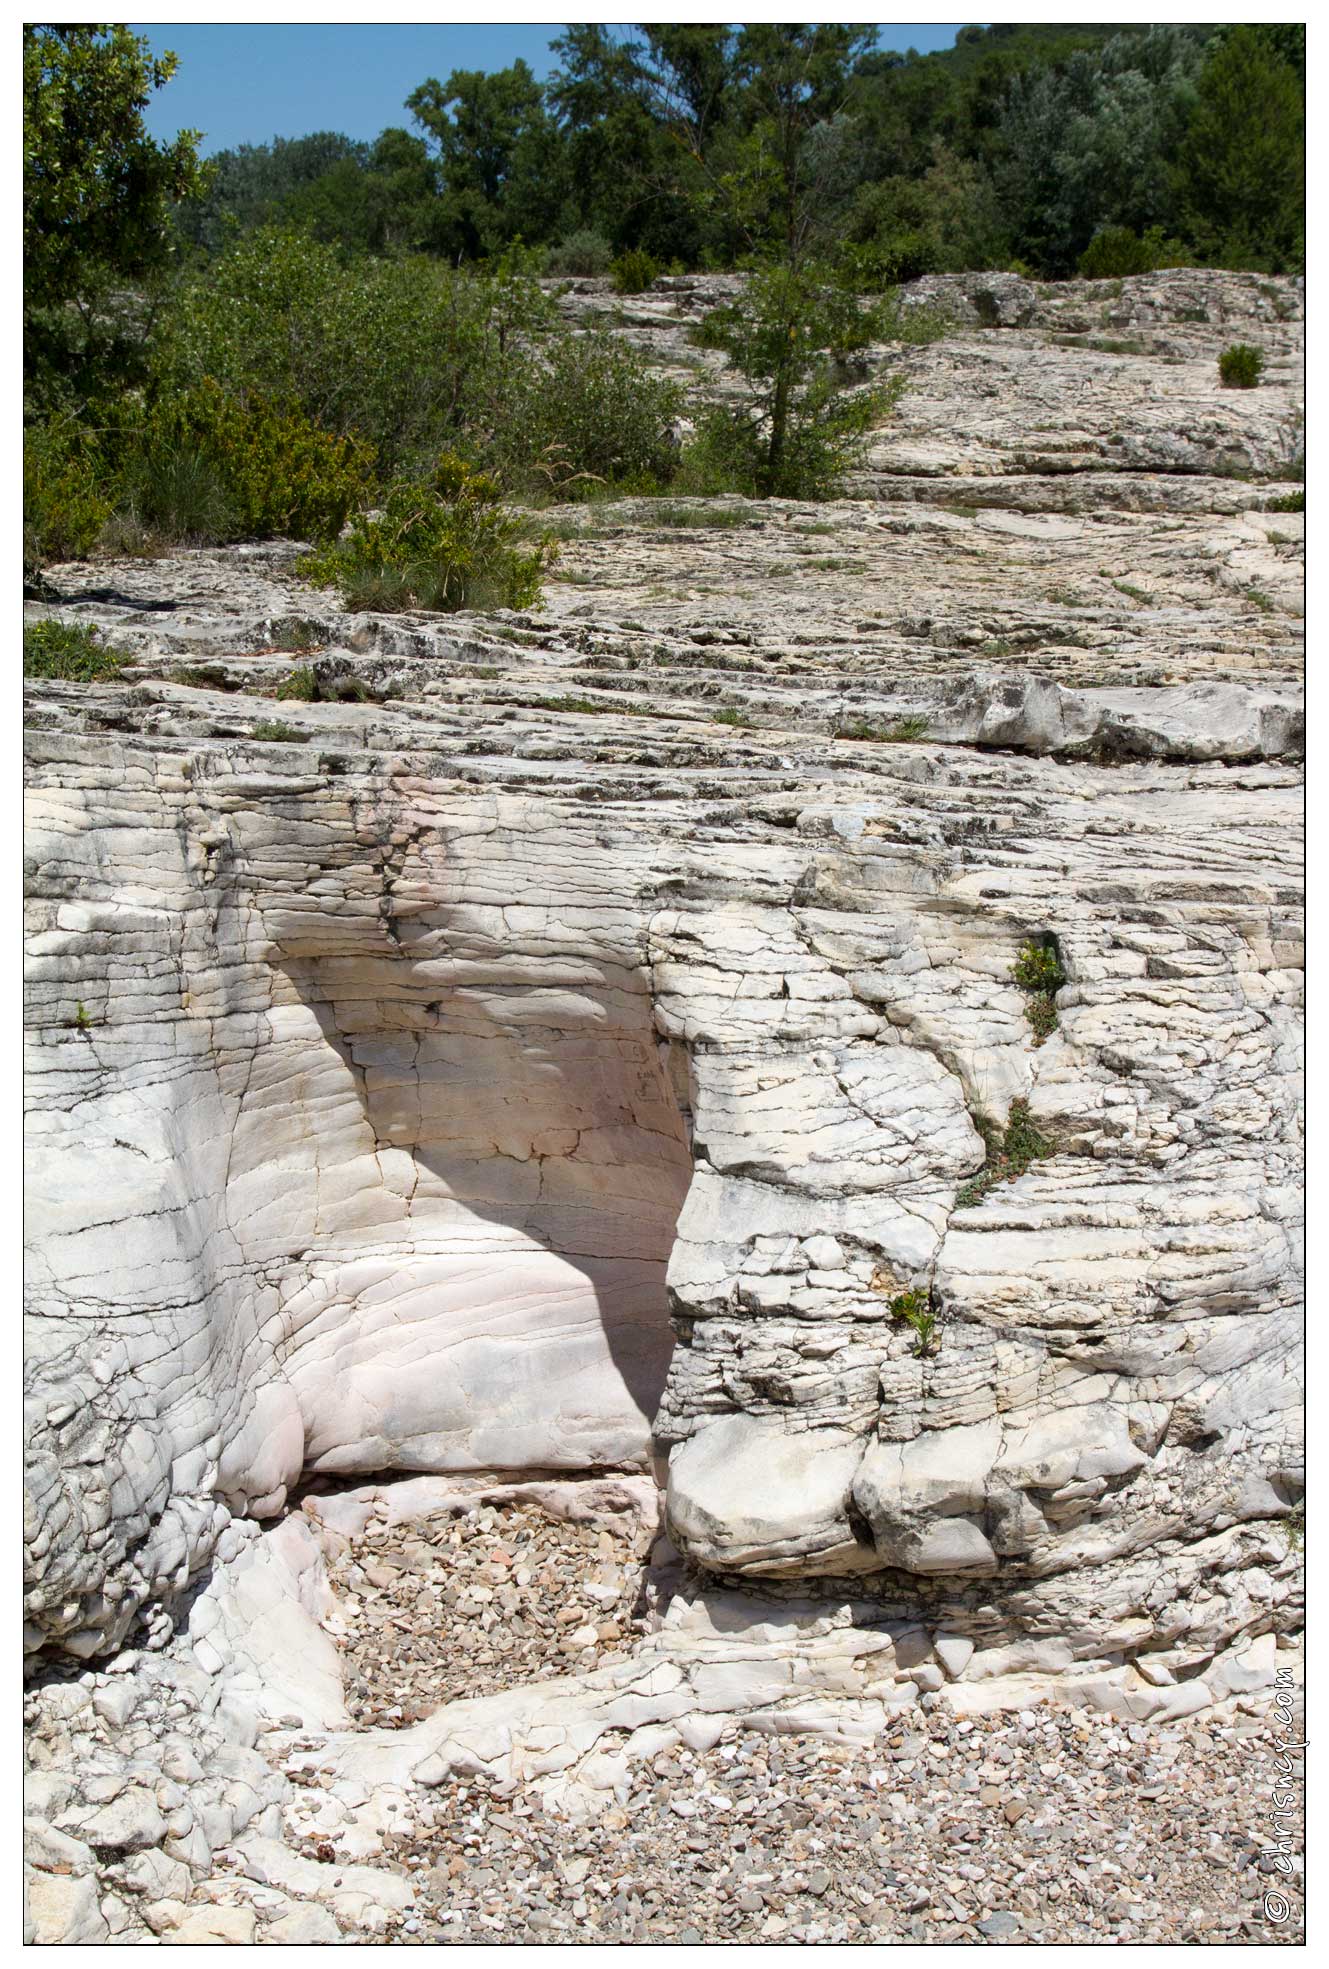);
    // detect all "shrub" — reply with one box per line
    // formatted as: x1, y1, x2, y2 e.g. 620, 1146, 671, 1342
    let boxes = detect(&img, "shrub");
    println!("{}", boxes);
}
24, 618, 128, 681
1219, 343, 1264, 388
117, 381, 375, 546
873, 293, 949, 347
250, 719, 309, 743
115, 437, 239, 548
680, 263, 902, 501
275, 665, 317, 701
158, 228, 559, 476
498, 331, 683, 500
1078, 225, 1193, 279
546, 229, 614, 277
300, 455, 555, 614
610, 248, 658, 295
24, 415, 113, 569
1267, 489, 1304, 512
